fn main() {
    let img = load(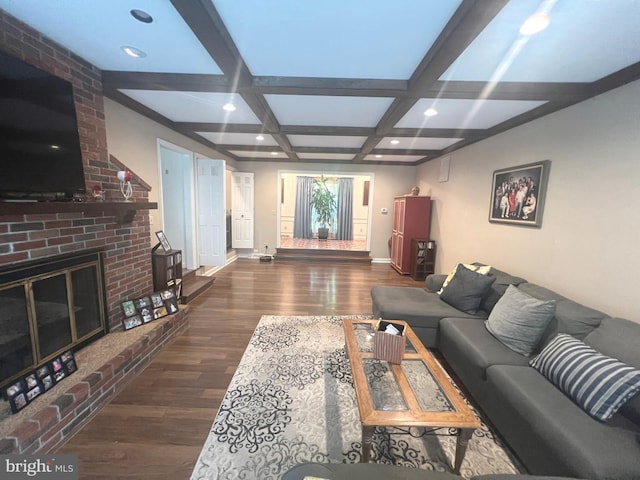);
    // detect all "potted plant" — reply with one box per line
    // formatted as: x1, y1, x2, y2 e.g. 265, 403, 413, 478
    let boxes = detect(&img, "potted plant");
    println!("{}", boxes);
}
310, 175, 337, 240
